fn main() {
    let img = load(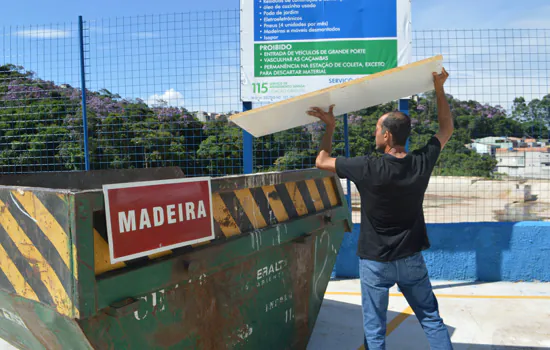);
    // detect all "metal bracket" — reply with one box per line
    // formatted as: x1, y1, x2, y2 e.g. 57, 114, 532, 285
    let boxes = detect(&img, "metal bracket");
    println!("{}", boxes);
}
105, 297, 140, 317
